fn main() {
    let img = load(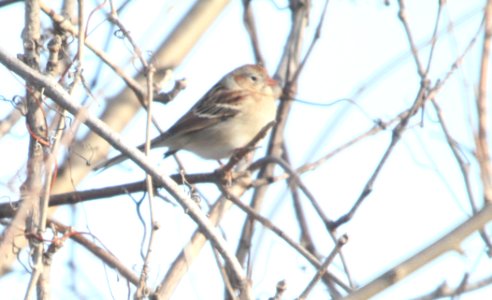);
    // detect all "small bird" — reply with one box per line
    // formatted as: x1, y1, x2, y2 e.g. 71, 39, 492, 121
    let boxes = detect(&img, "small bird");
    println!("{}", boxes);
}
96, 64, 280, 170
